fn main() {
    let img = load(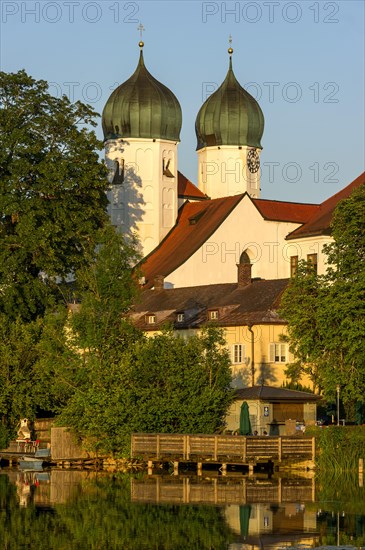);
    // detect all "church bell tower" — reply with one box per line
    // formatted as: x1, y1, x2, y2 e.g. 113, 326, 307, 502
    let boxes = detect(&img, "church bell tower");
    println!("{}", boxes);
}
102, 39, 182, 257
